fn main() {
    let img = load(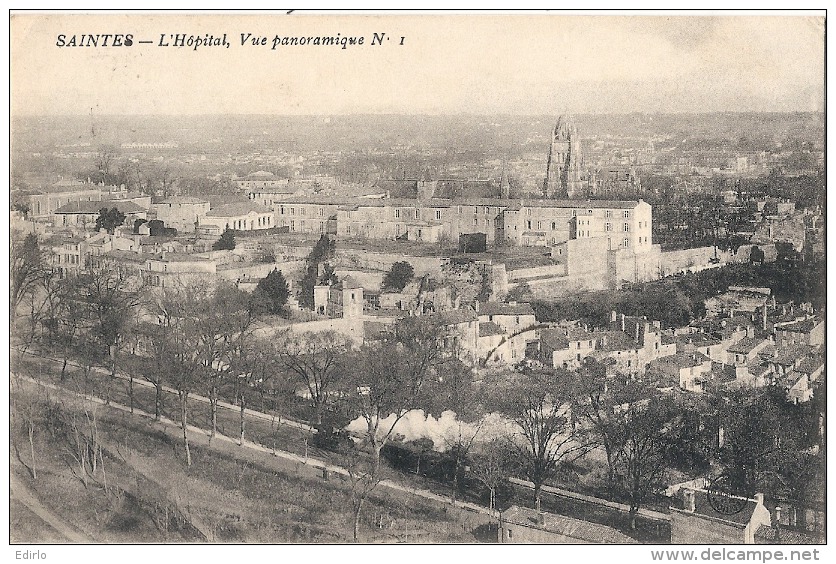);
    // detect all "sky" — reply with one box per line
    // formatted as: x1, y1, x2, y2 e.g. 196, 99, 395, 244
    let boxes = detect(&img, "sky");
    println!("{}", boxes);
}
10, 12, 826, 116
